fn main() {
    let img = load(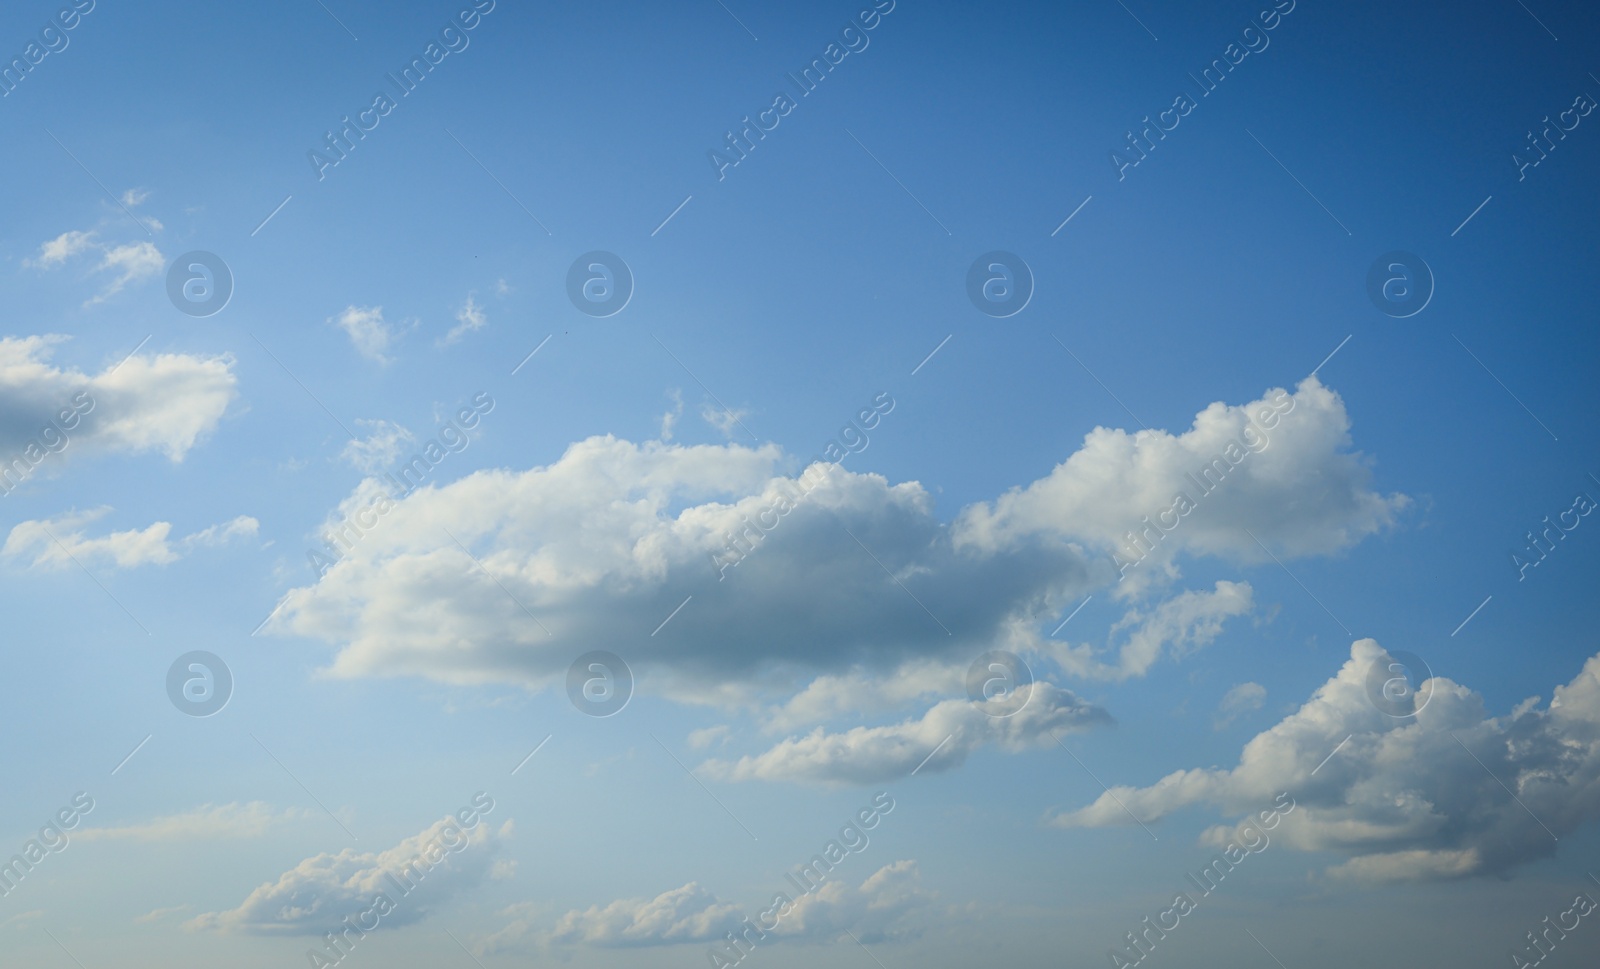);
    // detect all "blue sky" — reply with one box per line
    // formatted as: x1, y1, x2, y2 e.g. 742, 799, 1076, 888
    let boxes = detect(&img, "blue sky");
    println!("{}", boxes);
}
3, 1, 1600, 967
